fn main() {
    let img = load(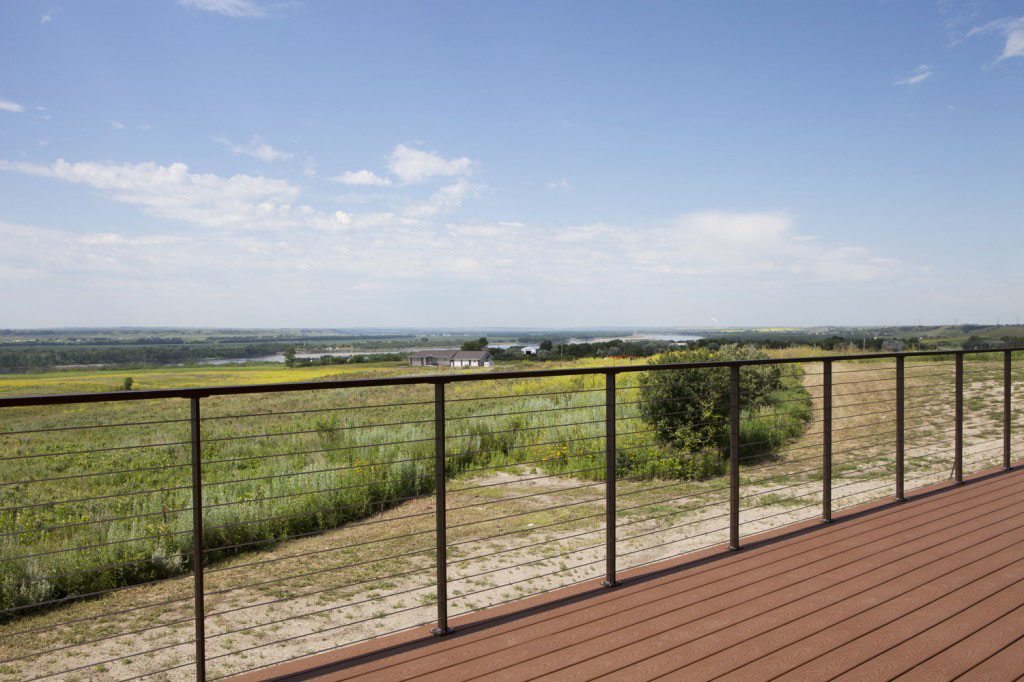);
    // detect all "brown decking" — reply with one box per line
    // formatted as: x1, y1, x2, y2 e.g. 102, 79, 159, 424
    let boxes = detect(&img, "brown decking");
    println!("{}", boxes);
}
239, 466, 1024, 681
